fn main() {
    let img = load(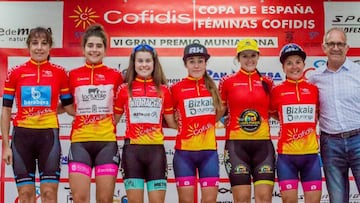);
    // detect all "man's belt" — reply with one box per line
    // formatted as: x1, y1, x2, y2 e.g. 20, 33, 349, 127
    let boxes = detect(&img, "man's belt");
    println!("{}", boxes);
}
321, 128, 360, 138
